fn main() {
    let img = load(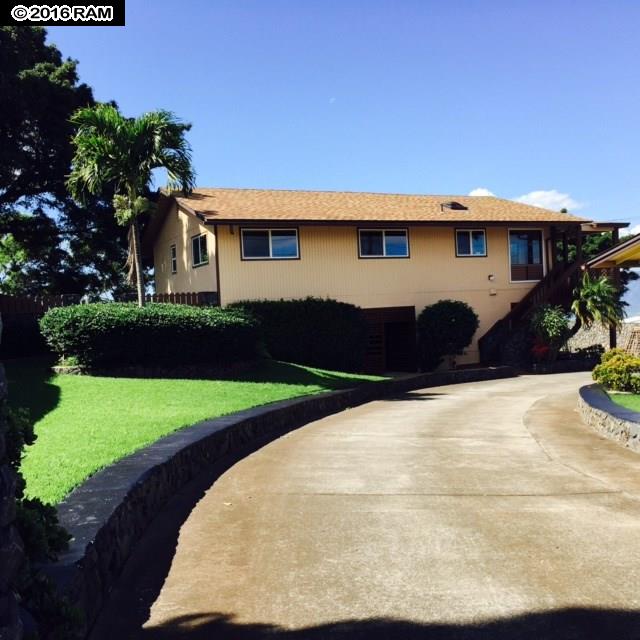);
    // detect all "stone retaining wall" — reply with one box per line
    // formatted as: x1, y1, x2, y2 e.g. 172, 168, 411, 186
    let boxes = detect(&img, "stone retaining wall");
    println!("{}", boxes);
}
45, 366, 515, 636
568, 323, 639, 352
578, 384, 640, 452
